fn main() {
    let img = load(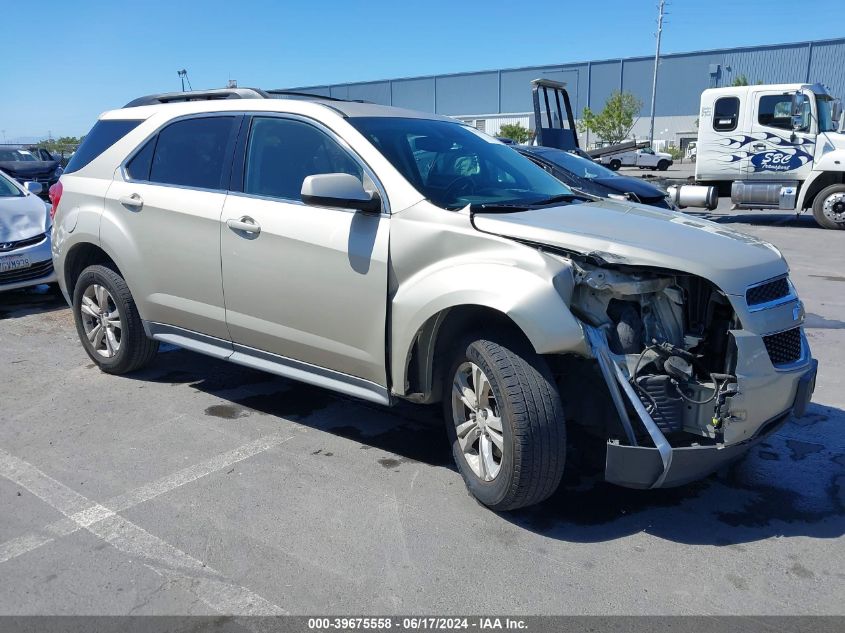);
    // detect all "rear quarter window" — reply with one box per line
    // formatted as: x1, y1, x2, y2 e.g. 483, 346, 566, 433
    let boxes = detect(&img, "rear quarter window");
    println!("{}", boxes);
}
64, 119, 143, 174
